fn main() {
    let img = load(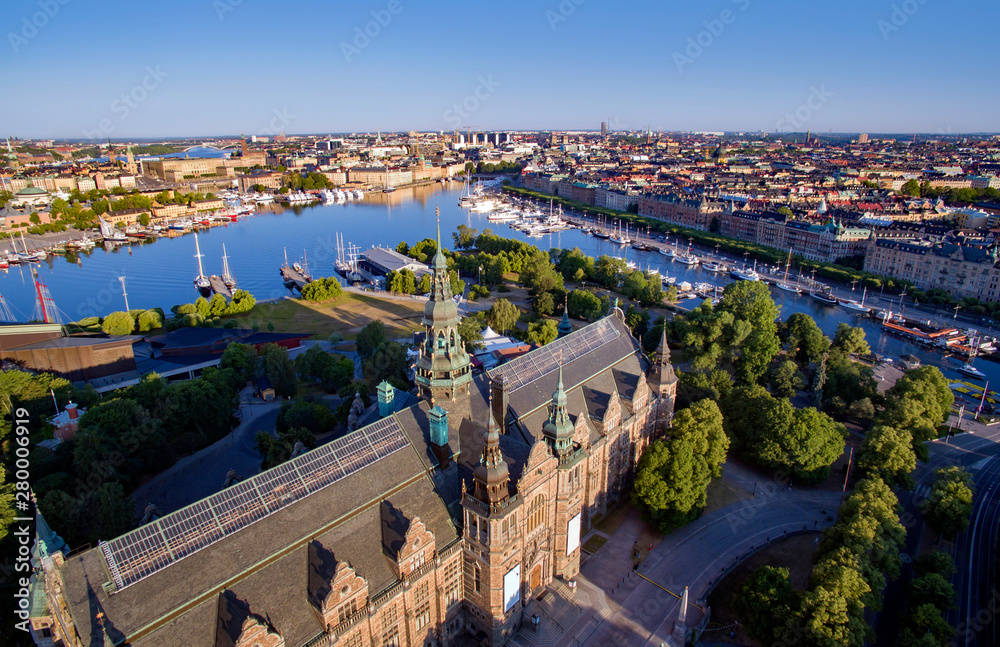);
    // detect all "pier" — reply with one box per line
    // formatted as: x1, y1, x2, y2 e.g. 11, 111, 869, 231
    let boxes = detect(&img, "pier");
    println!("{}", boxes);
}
208, 276, 233, 301
280, 265, 310, 292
